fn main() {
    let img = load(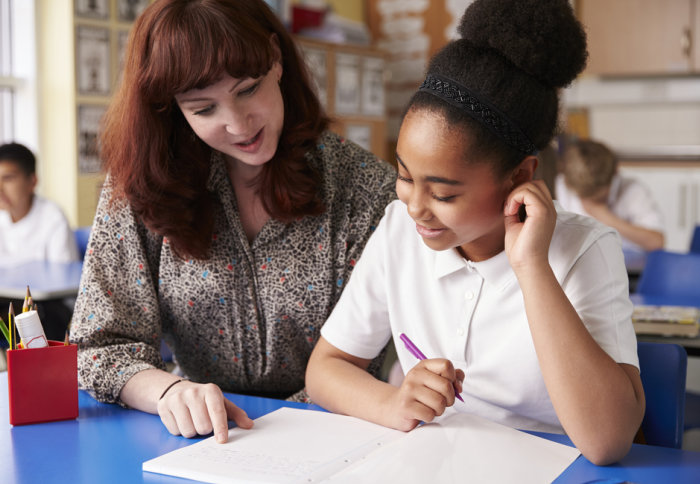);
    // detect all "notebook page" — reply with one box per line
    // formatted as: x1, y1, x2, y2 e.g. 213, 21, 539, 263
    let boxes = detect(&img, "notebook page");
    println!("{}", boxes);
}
142, 407, 403, 484
329, 410, 581, 484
